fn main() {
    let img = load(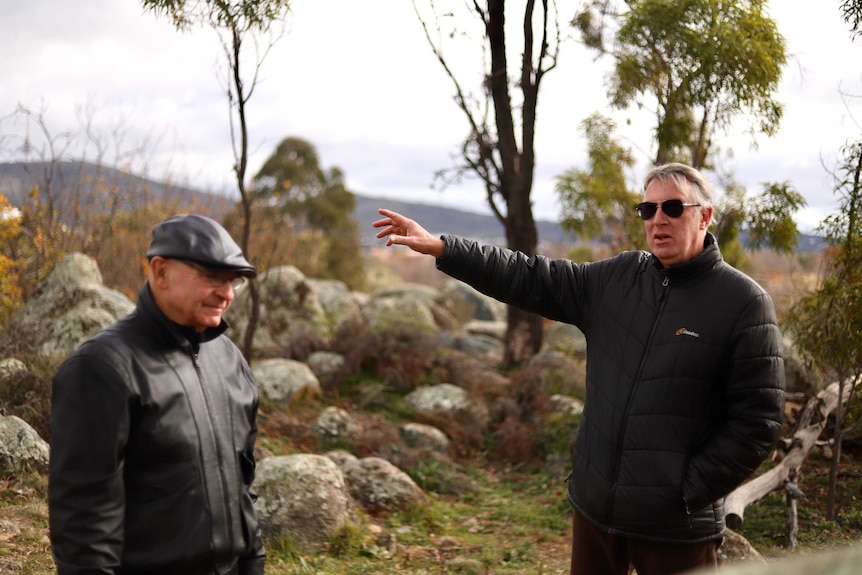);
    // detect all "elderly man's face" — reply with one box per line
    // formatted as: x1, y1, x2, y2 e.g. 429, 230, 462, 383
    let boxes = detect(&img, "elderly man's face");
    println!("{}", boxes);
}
642, 179, 712, 268
154, 258, 243, 332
